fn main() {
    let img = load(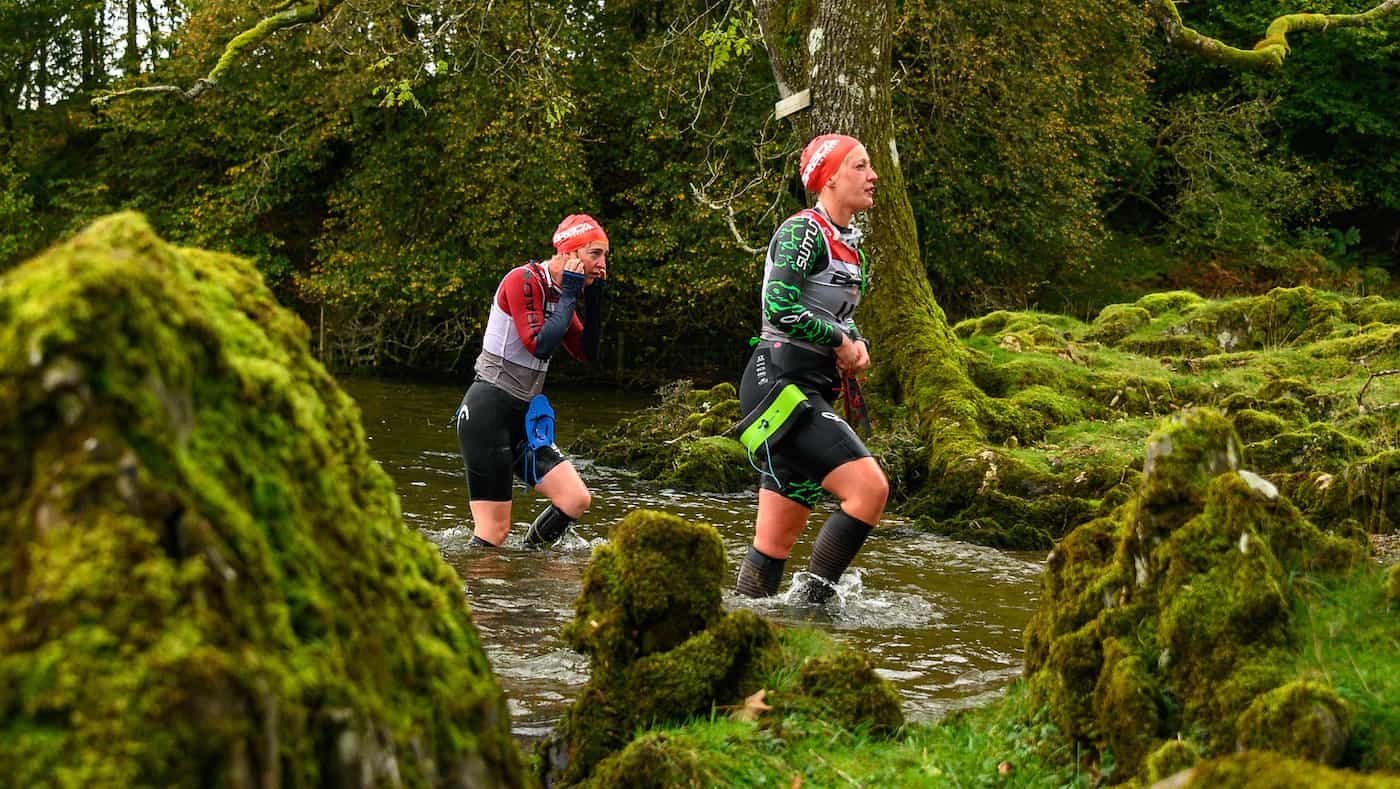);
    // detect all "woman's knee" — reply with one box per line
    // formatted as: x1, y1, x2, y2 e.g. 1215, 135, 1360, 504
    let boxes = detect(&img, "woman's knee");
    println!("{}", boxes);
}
556, 484, 591, 518
831, 461, 887, 521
